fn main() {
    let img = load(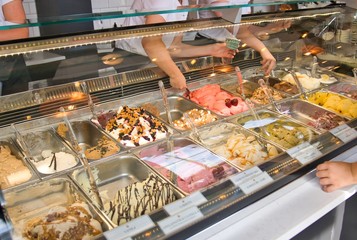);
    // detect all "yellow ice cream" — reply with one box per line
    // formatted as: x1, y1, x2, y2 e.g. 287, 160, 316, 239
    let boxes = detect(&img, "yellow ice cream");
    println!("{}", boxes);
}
307, 92, 357, 119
